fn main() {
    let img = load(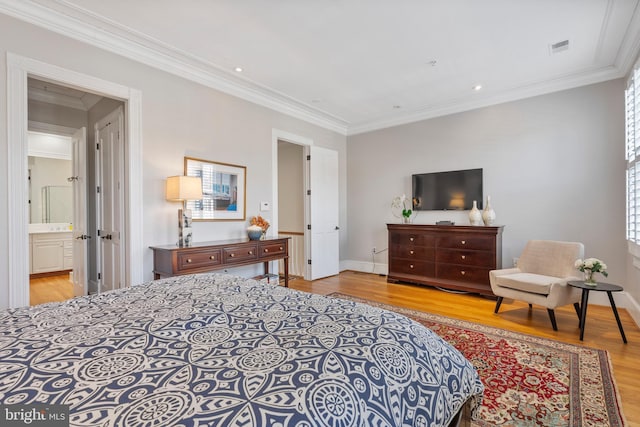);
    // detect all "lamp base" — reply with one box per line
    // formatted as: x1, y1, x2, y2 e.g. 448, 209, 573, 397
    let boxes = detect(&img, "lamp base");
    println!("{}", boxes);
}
178, 208, 193, 247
